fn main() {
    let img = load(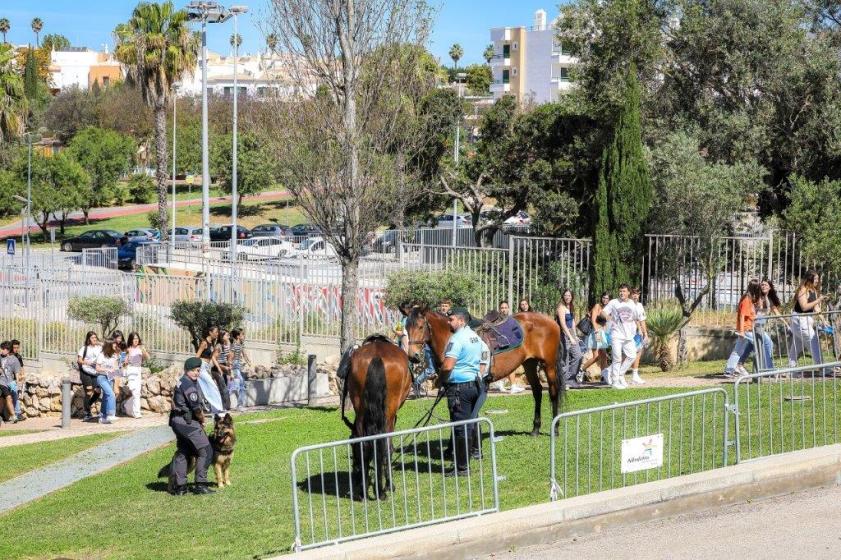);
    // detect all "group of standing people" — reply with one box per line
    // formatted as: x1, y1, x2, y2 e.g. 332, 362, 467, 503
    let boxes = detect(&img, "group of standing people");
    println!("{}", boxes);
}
195, 326, 252, 415
77, 326, 252, 423
77, 330, 150, 423
724, 270, 837, 376
555, 285, 648, 390
0, 340, 25, 424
